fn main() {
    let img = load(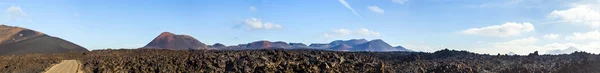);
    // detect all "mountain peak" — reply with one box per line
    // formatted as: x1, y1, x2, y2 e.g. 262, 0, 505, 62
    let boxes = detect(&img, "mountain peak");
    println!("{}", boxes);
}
350, 39, 367, 41
160, 32, 175, 35
143, 32, 208, 50
247, 40, 273, 49
370, 39, 385, 42
329, 39, 369, 46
